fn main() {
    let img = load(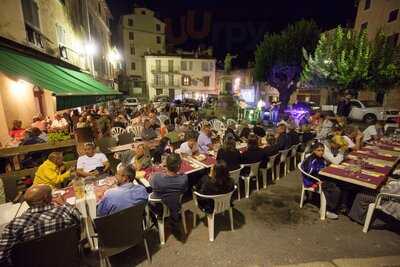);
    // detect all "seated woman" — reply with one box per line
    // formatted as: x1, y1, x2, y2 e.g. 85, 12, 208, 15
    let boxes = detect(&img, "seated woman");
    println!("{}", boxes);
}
301, 142, 343, 220
196, 160, 235, 213
118, 144, 152, 171
217, 137, 241, 171
151, 137, 172, 164
141, 119, 158, 141
241, 134, 265, 165
9, 120, 25, 141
